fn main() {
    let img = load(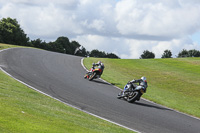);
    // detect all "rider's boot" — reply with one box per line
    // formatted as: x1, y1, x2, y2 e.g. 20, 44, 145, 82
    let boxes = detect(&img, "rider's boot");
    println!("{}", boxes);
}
84, 74, 88, 79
